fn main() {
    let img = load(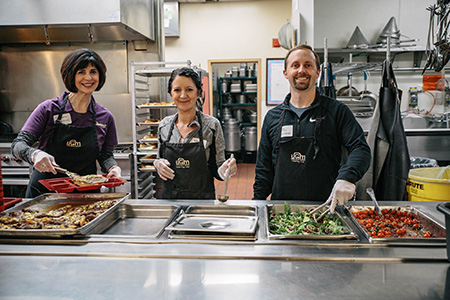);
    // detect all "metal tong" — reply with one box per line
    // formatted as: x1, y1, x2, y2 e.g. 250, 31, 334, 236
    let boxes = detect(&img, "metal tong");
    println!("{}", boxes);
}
309, 198, 332, 222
